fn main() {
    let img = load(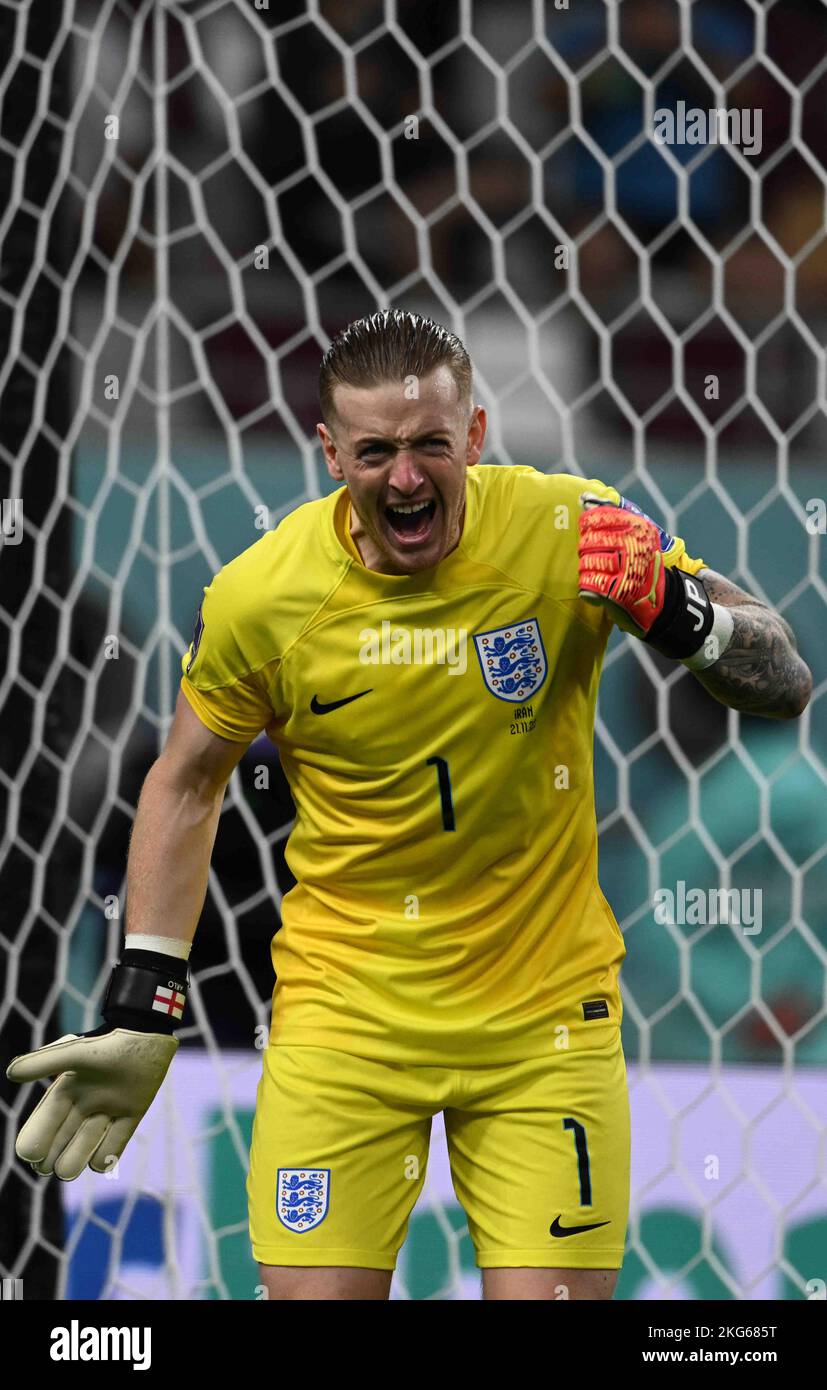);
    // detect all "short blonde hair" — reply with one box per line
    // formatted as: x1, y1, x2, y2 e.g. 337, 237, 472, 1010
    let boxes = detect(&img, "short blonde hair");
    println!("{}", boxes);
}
319, 309, 473, 423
